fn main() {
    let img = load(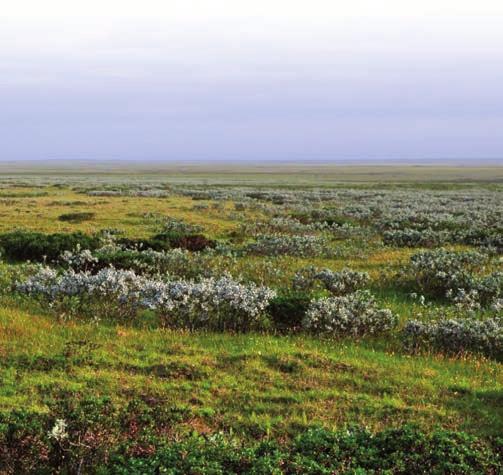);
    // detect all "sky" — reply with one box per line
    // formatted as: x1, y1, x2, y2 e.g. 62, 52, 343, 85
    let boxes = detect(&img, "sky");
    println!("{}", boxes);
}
2, 0, 503, 163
